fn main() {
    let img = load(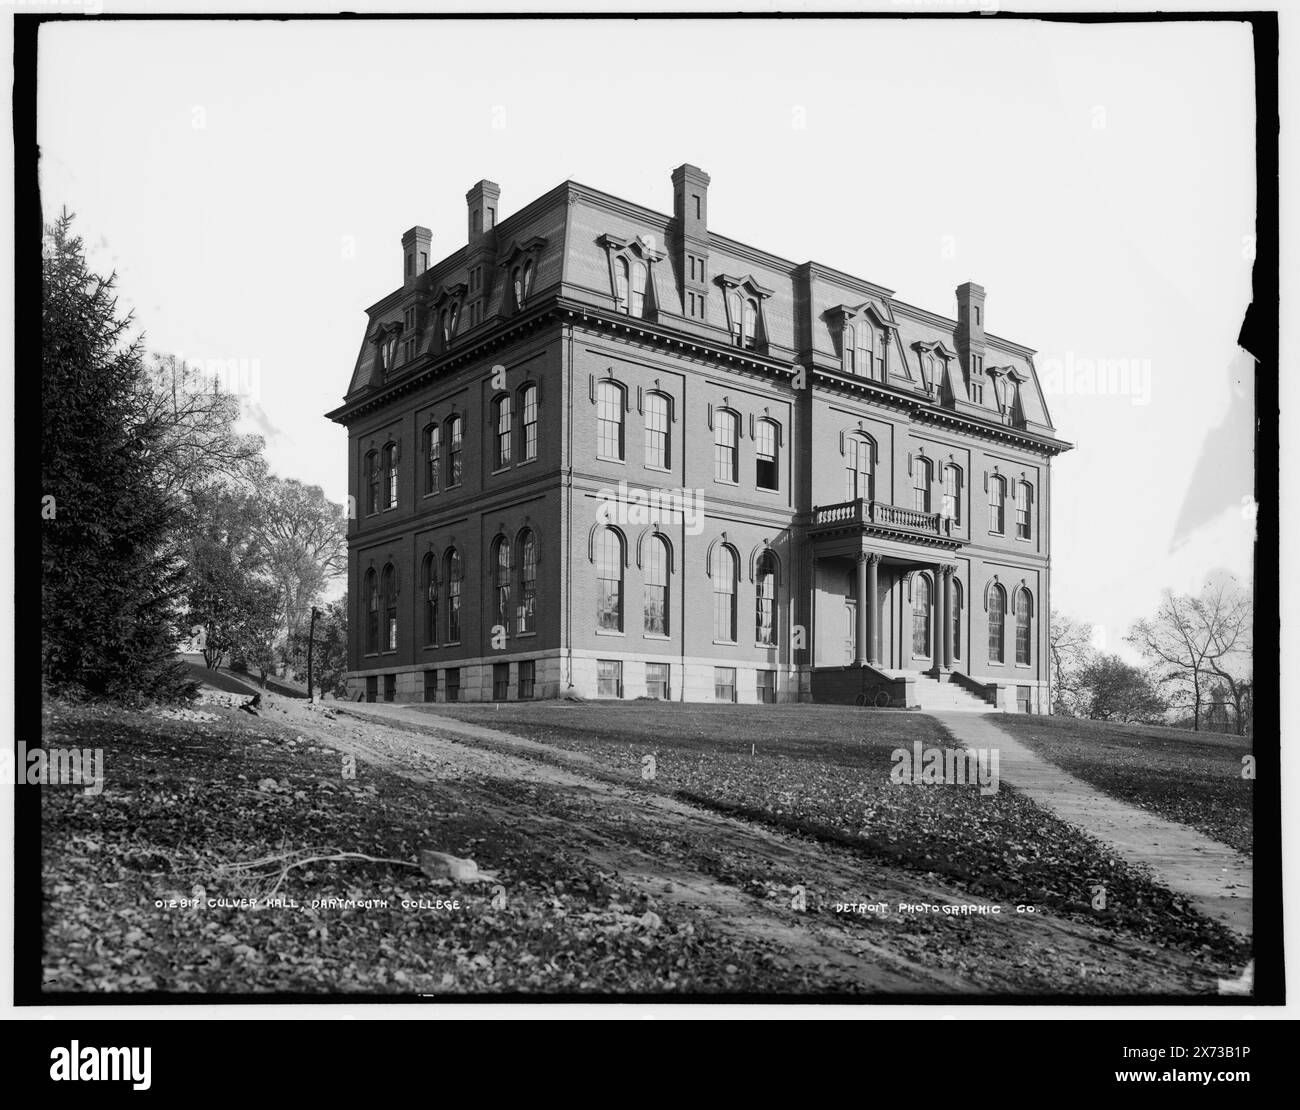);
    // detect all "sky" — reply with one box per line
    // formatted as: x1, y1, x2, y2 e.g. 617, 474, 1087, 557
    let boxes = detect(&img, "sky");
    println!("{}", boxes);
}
36, 16, 1258, 654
